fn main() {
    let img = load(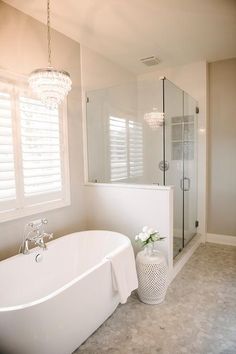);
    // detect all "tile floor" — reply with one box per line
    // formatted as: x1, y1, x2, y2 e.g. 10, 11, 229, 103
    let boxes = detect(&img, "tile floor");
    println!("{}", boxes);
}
74, 243, 236, 354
